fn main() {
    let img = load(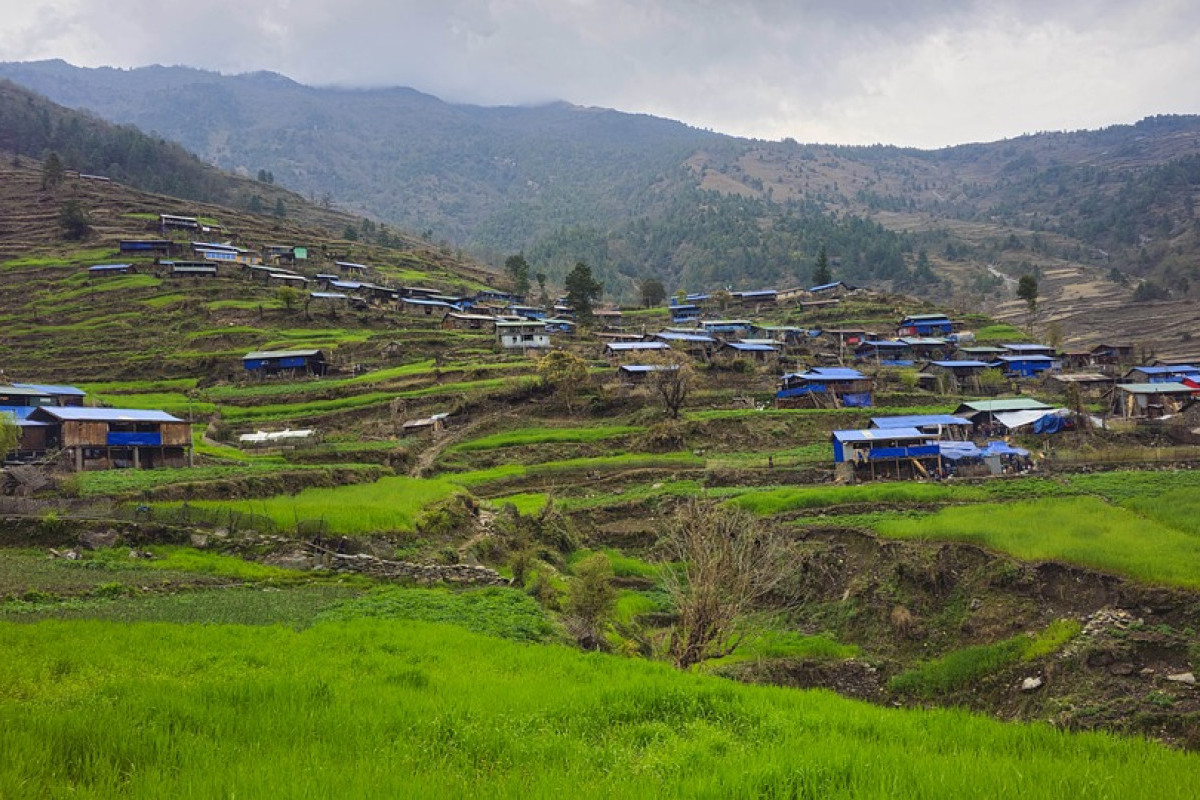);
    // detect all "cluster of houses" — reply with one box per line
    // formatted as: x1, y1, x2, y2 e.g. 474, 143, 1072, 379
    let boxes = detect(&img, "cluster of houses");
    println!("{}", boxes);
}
1, 384, 191, 470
